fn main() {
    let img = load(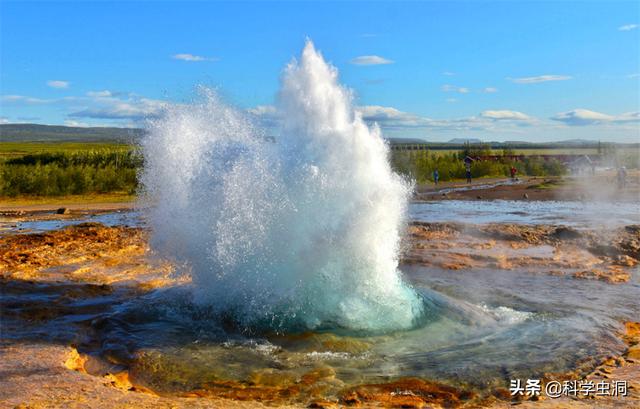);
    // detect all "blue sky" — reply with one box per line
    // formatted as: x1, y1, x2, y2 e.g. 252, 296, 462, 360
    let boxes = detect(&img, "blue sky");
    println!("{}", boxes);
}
1, 0, 639, 142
